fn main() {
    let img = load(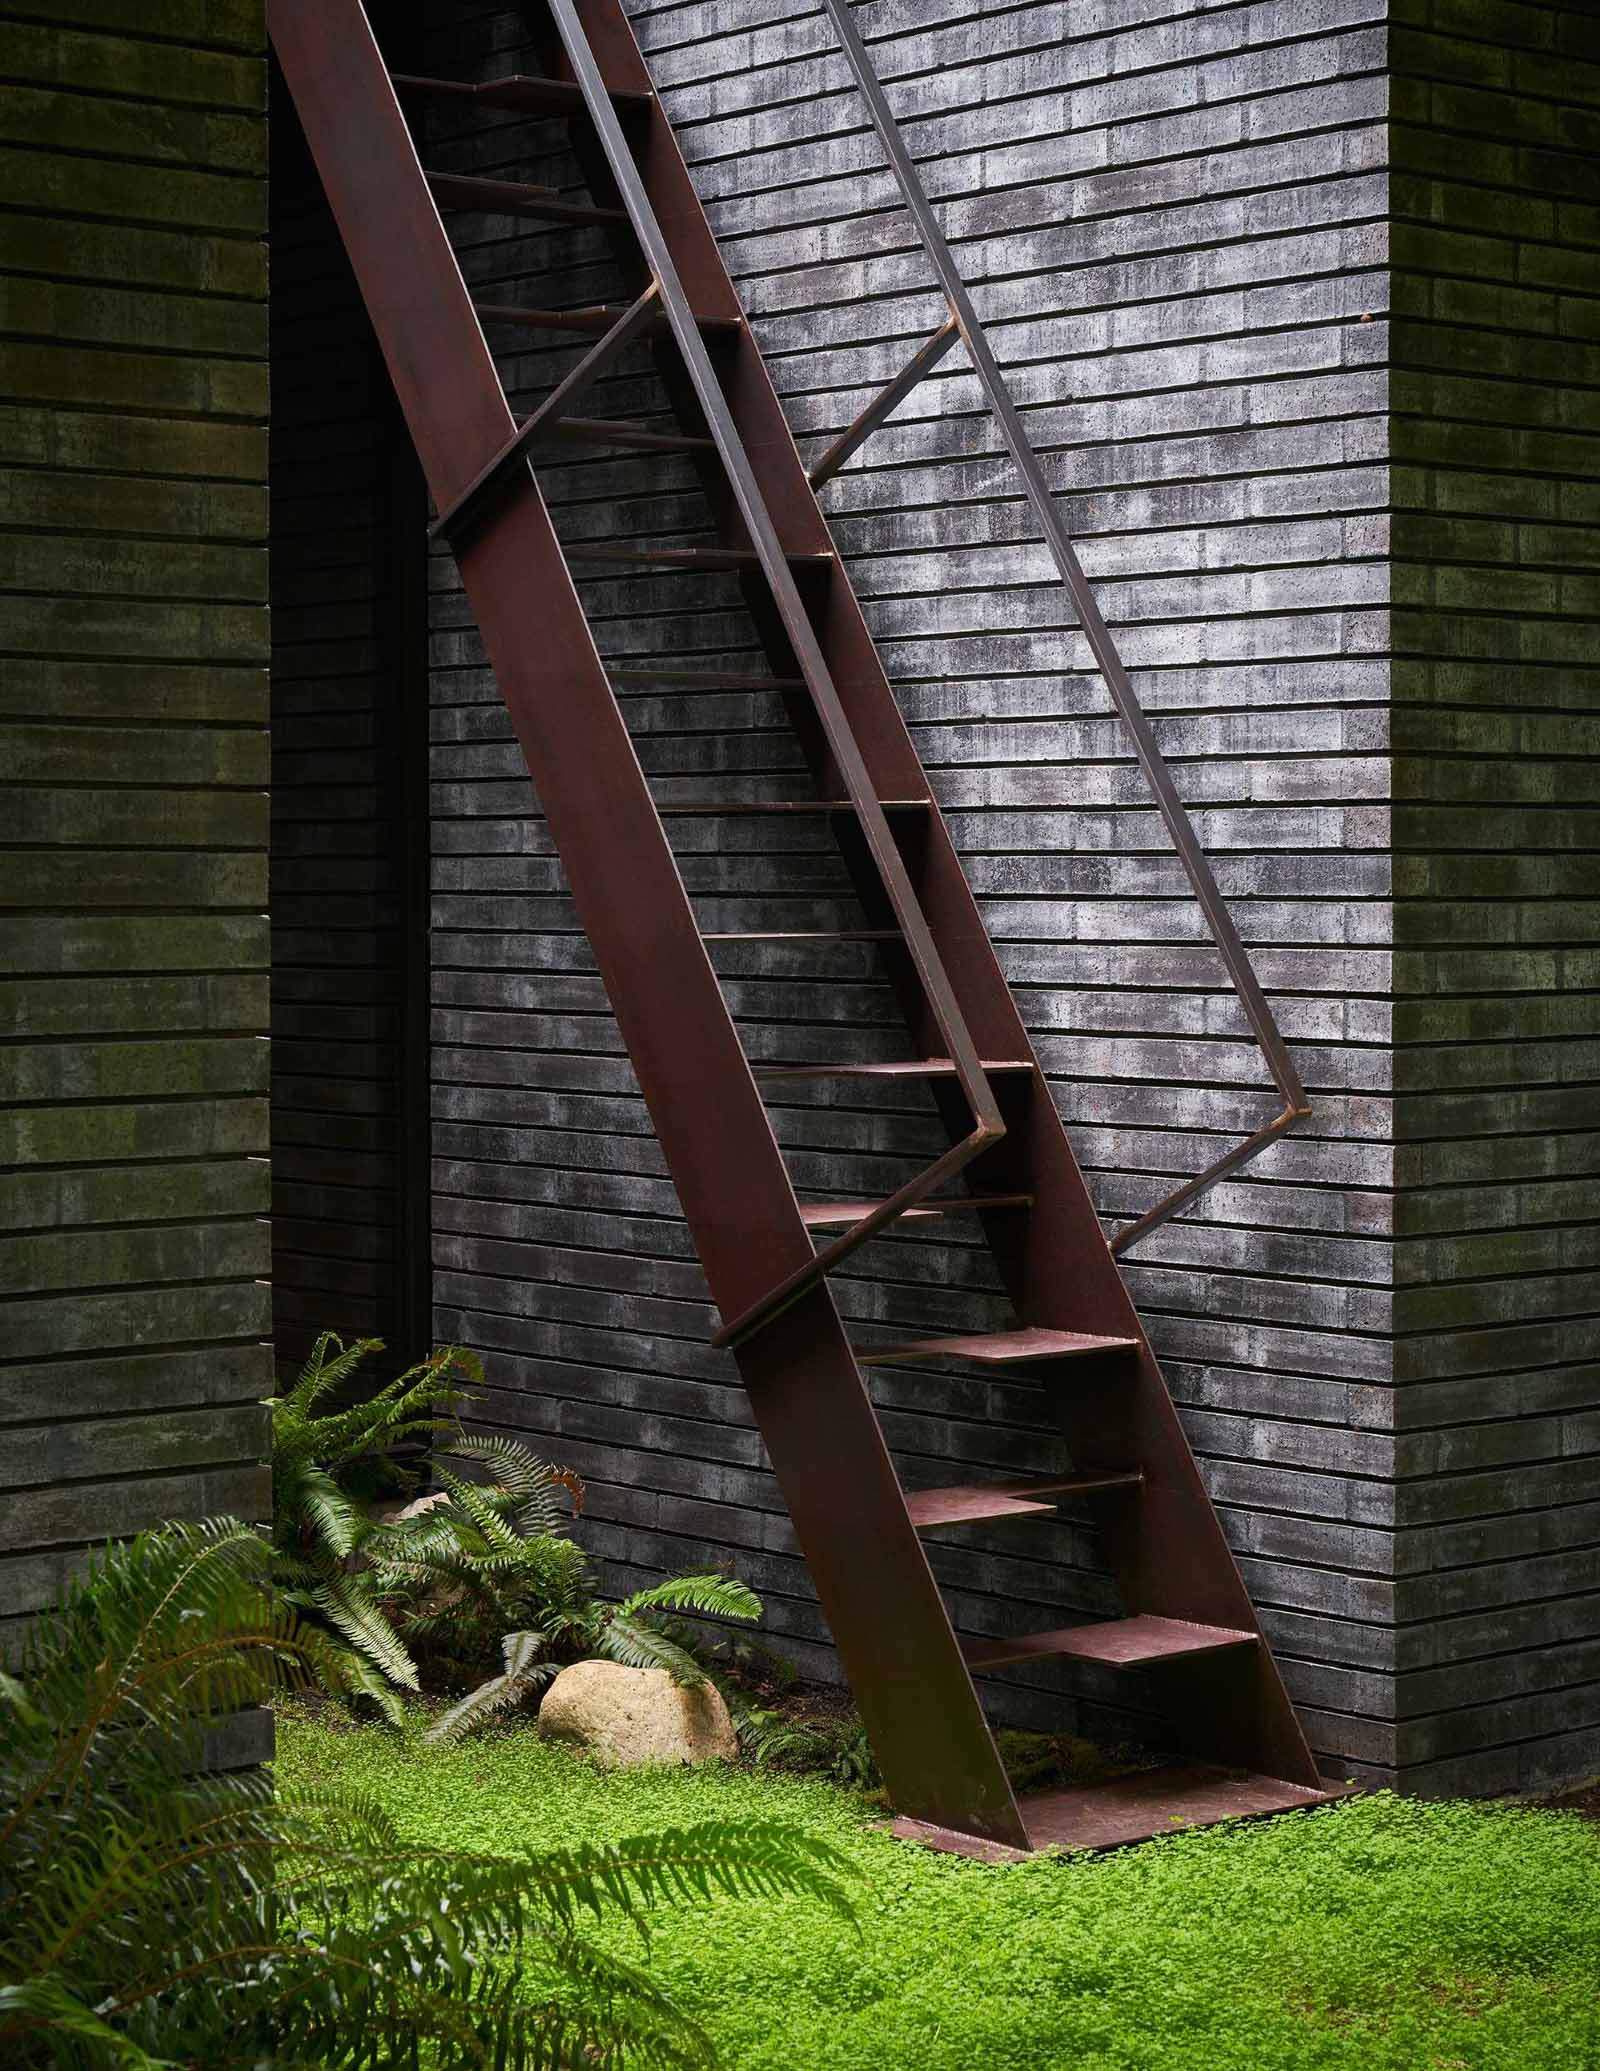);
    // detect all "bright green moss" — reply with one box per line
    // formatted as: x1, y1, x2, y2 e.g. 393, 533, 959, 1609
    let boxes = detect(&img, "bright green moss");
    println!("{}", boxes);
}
277, 1709, 1600, 2071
